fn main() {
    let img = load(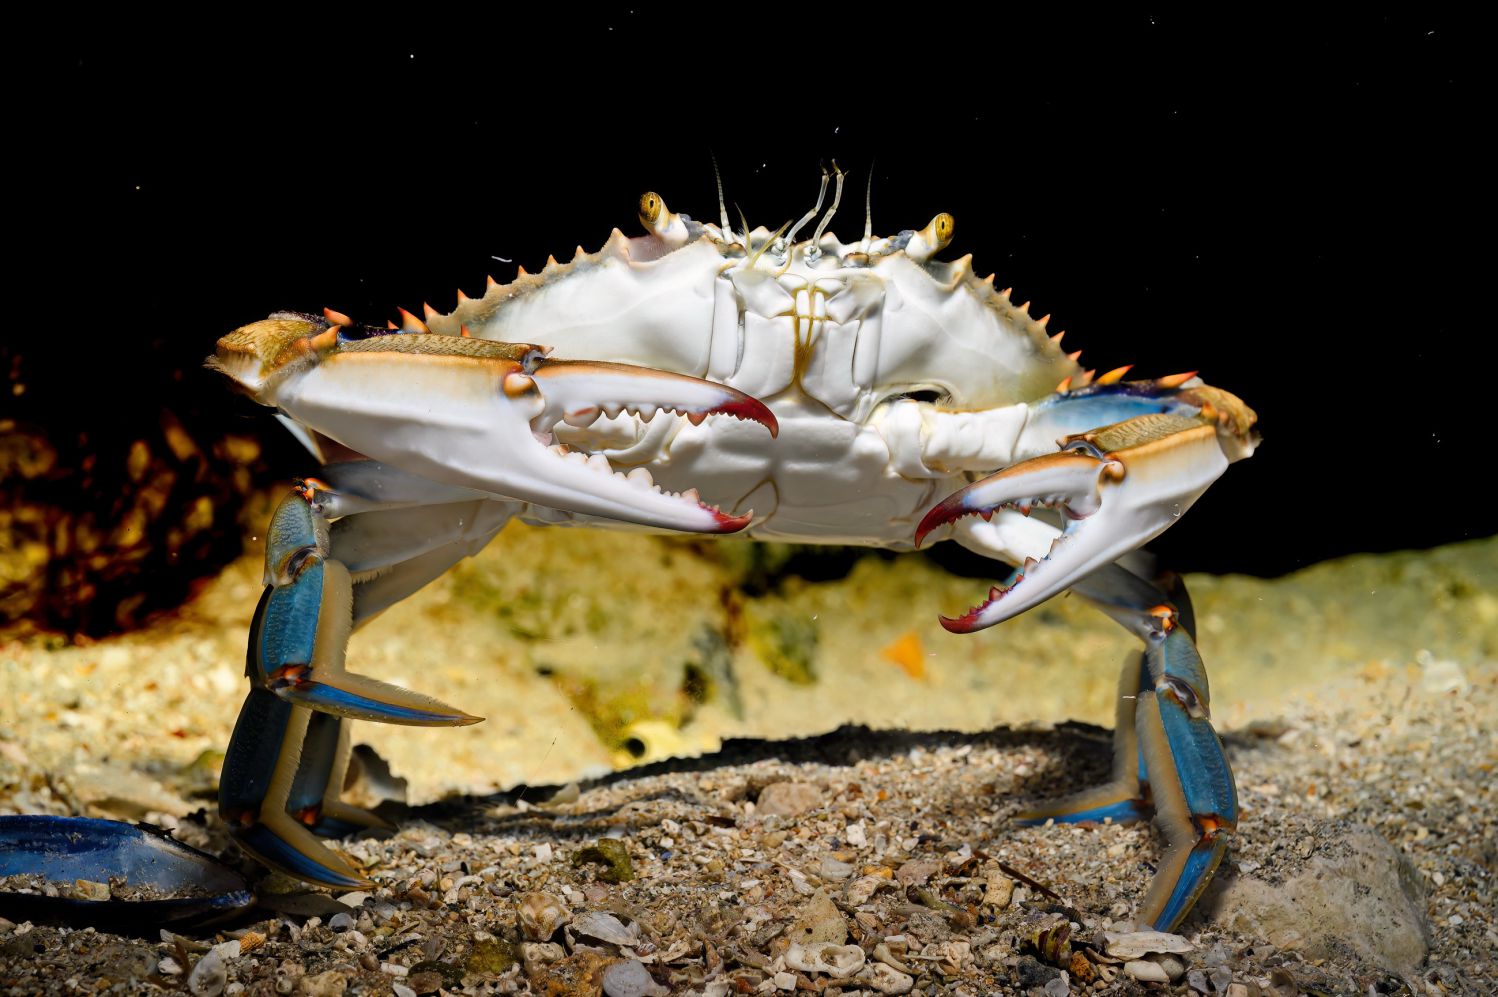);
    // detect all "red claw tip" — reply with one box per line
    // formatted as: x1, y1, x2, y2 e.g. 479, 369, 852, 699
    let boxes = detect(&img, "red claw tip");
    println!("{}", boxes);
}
713, 397, 779, 438
710, 508, 755, 533
939, 611, 982, 634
